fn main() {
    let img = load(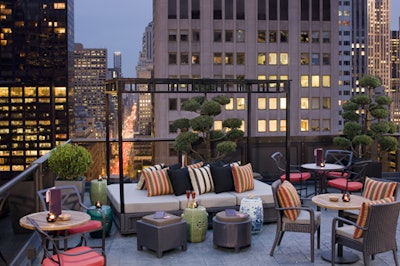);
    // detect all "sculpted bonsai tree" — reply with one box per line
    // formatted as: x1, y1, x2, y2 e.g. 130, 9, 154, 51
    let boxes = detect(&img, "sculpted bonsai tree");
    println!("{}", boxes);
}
333, 75, 398, 160
173, 95, 244, 162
